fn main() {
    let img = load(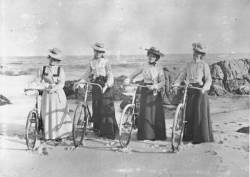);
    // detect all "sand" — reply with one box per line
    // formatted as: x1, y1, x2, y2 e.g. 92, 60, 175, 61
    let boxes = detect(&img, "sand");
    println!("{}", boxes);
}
0, 75, 249, 177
